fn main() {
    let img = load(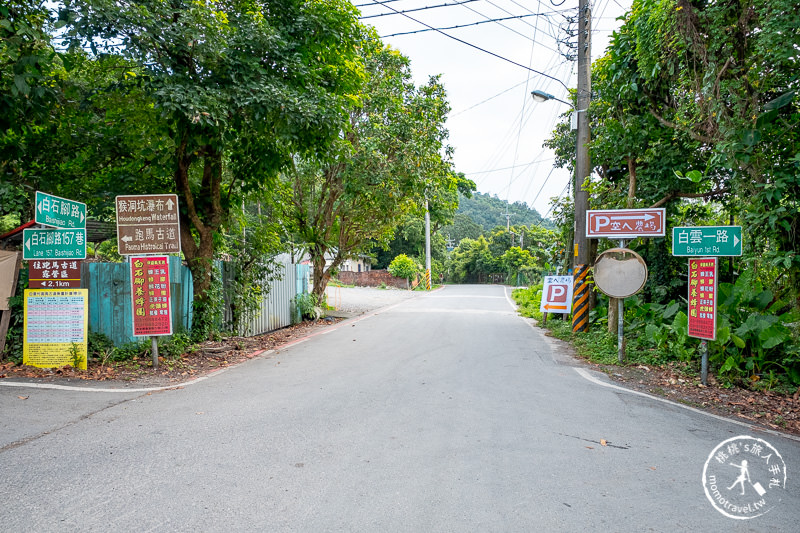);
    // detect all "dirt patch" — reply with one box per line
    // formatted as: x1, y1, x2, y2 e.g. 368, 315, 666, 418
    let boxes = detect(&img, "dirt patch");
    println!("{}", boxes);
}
0, 318, 342, 388
590, 360, 800, 436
